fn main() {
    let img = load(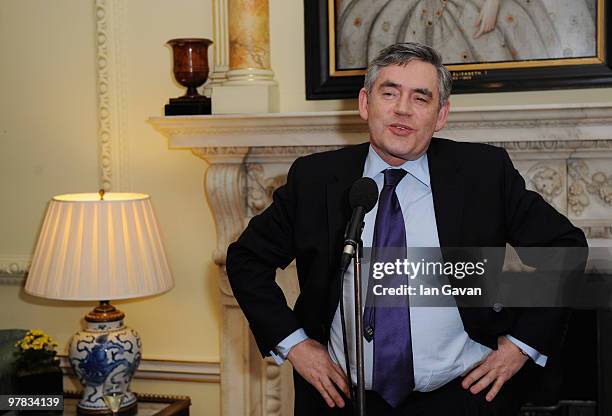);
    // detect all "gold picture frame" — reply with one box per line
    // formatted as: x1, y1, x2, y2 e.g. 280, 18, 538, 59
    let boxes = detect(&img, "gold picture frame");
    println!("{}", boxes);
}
305, 0, 612, 99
